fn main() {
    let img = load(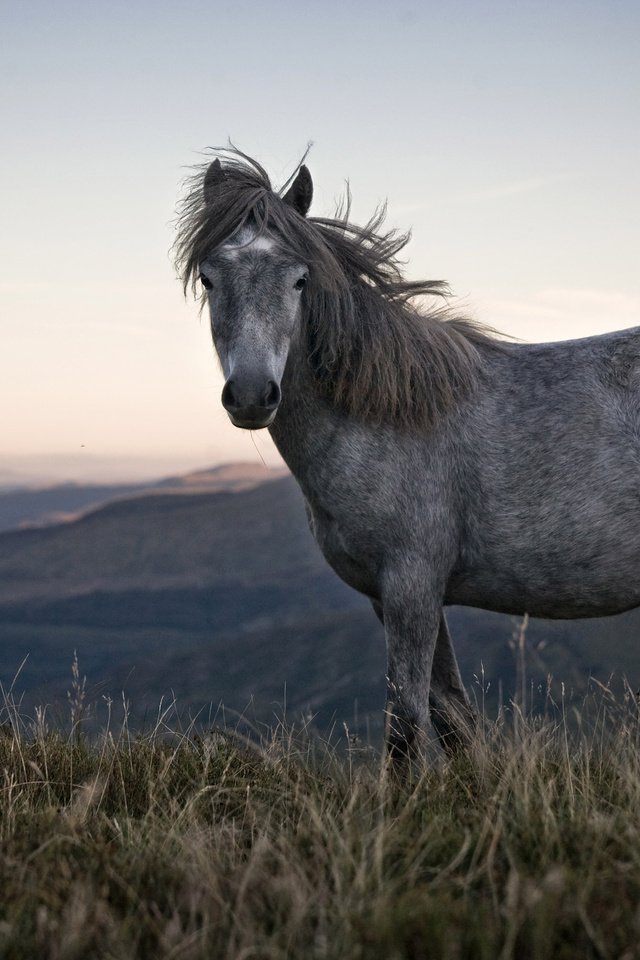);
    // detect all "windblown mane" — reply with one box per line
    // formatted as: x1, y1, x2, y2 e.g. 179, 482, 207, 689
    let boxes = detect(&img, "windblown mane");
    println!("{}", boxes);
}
174, 149, 503, 428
